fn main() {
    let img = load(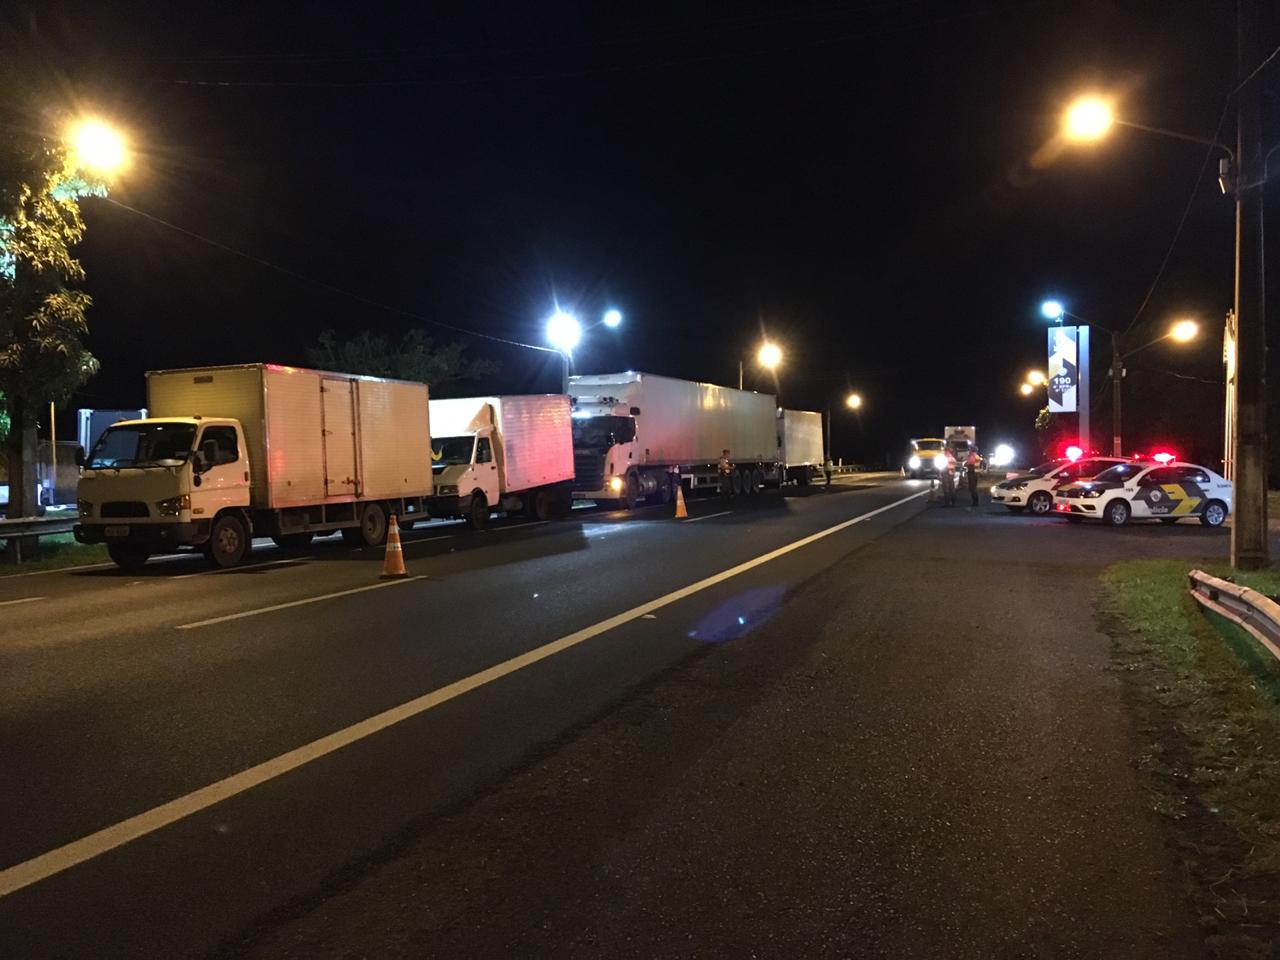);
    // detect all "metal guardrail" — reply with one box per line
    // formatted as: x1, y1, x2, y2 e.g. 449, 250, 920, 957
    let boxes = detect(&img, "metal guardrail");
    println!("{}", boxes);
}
1188, 568, 1280, 664
0, 514, 78, 539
